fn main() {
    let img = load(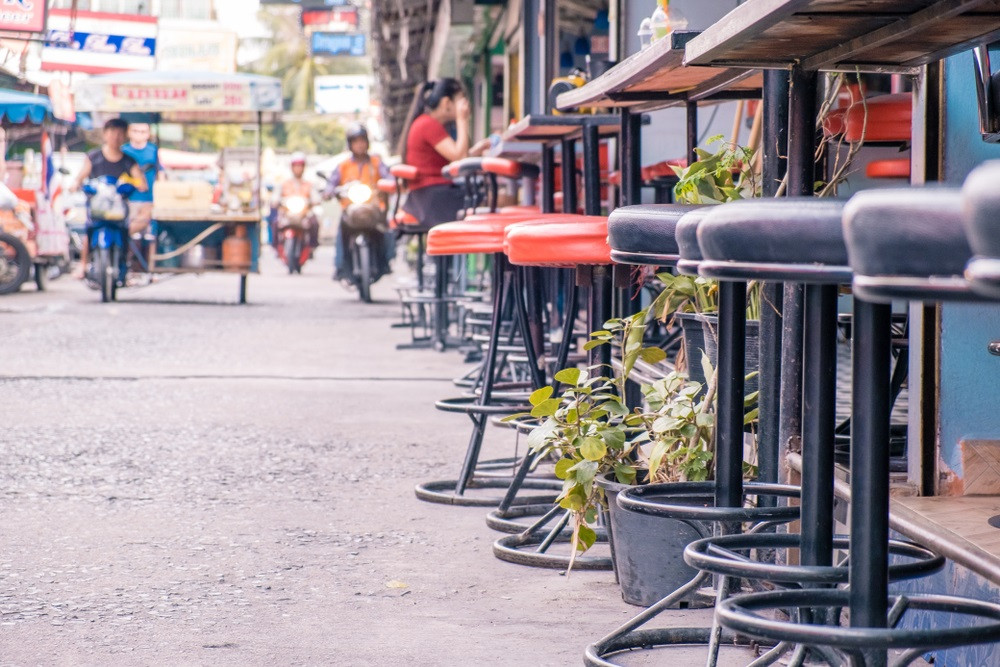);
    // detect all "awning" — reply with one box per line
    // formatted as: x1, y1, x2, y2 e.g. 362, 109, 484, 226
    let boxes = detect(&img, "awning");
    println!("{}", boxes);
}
73, 71, 283, 123
0, 90, 53, 125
